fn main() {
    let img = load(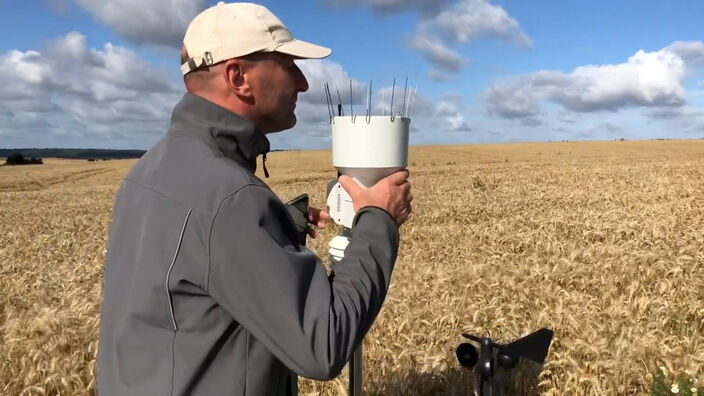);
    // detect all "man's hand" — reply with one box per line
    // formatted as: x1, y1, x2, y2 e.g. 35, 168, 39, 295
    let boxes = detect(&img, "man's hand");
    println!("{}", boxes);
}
338, 170, 413, 226
306, 207, 330, 238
